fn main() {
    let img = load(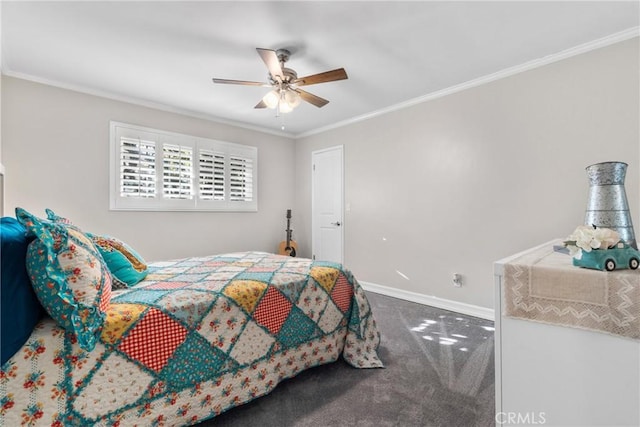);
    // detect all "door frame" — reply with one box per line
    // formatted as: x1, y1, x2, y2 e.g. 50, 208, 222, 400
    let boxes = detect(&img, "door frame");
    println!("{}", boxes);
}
311, 145, 344, 263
